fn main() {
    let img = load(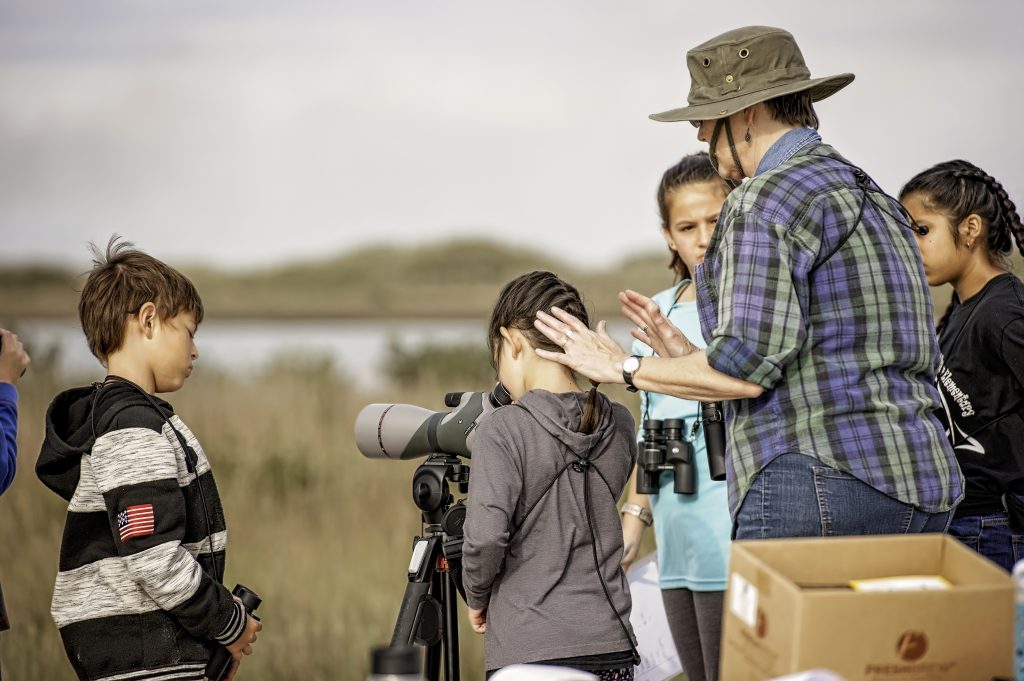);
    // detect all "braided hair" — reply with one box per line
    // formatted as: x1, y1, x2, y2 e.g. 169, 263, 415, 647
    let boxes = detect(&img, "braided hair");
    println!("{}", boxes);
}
656, 152, 729, 282
900, 159, 1024, 332
488, 271, 602, 434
